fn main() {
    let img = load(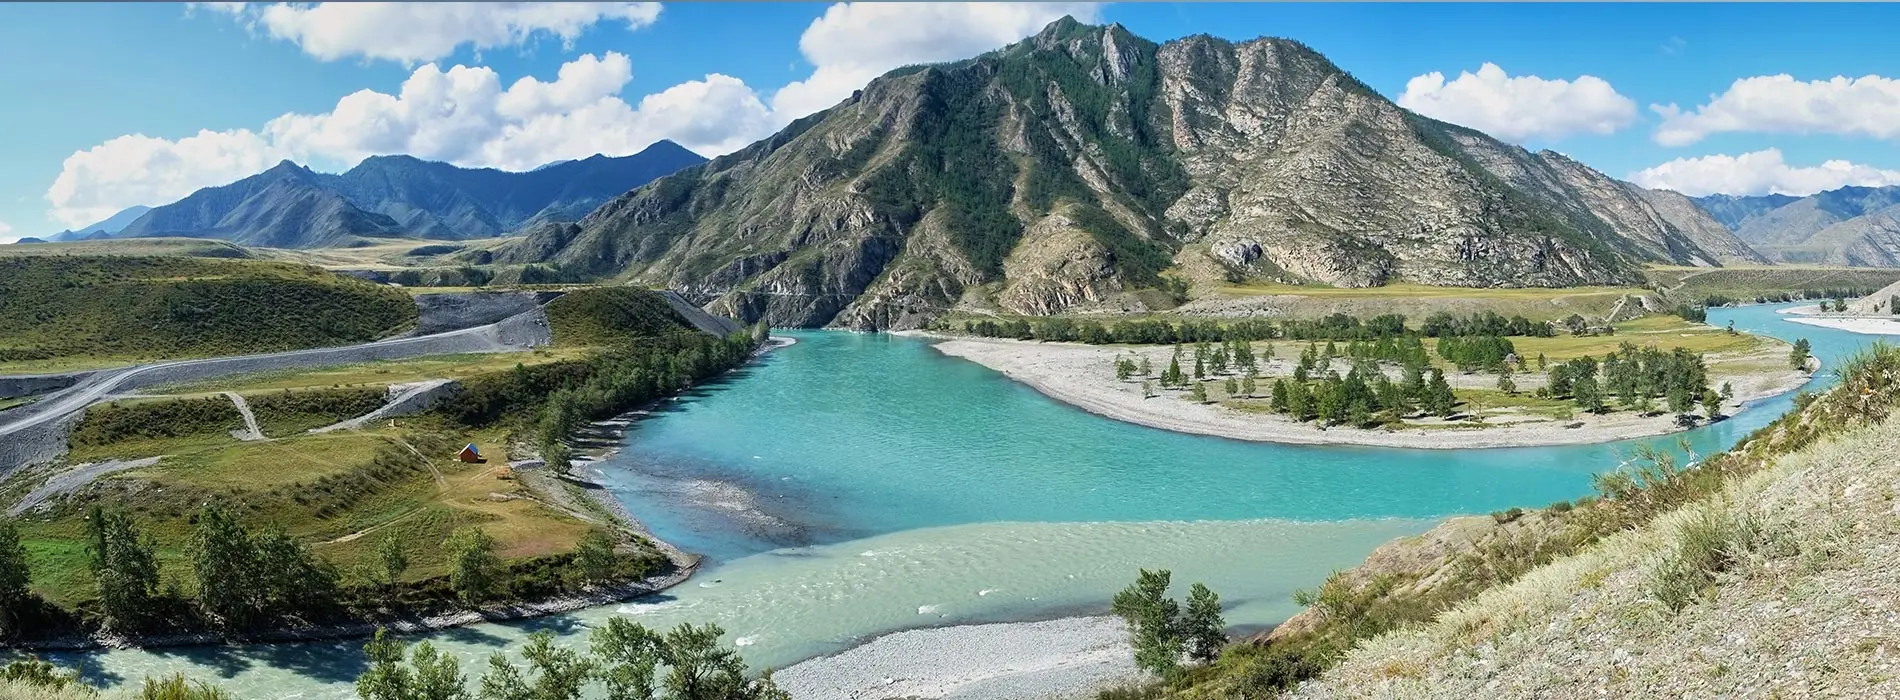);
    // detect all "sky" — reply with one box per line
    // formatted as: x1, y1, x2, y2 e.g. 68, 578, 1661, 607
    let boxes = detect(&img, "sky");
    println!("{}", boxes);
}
4, 2, 1900, 243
